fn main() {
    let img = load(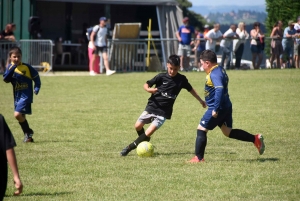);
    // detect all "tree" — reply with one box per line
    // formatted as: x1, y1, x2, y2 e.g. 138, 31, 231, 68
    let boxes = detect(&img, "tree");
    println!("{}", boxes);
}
176, 0, 207, 30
